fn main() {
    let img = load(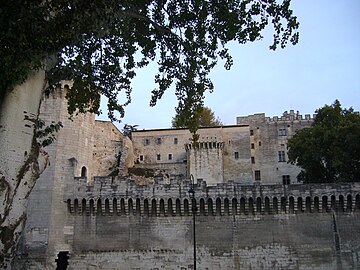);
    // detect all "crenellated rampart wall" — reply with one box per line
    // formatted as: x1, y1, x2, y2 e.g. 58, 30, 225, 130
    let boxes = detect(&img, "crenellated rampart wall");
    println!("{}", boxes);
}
65, 176, 360, 216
